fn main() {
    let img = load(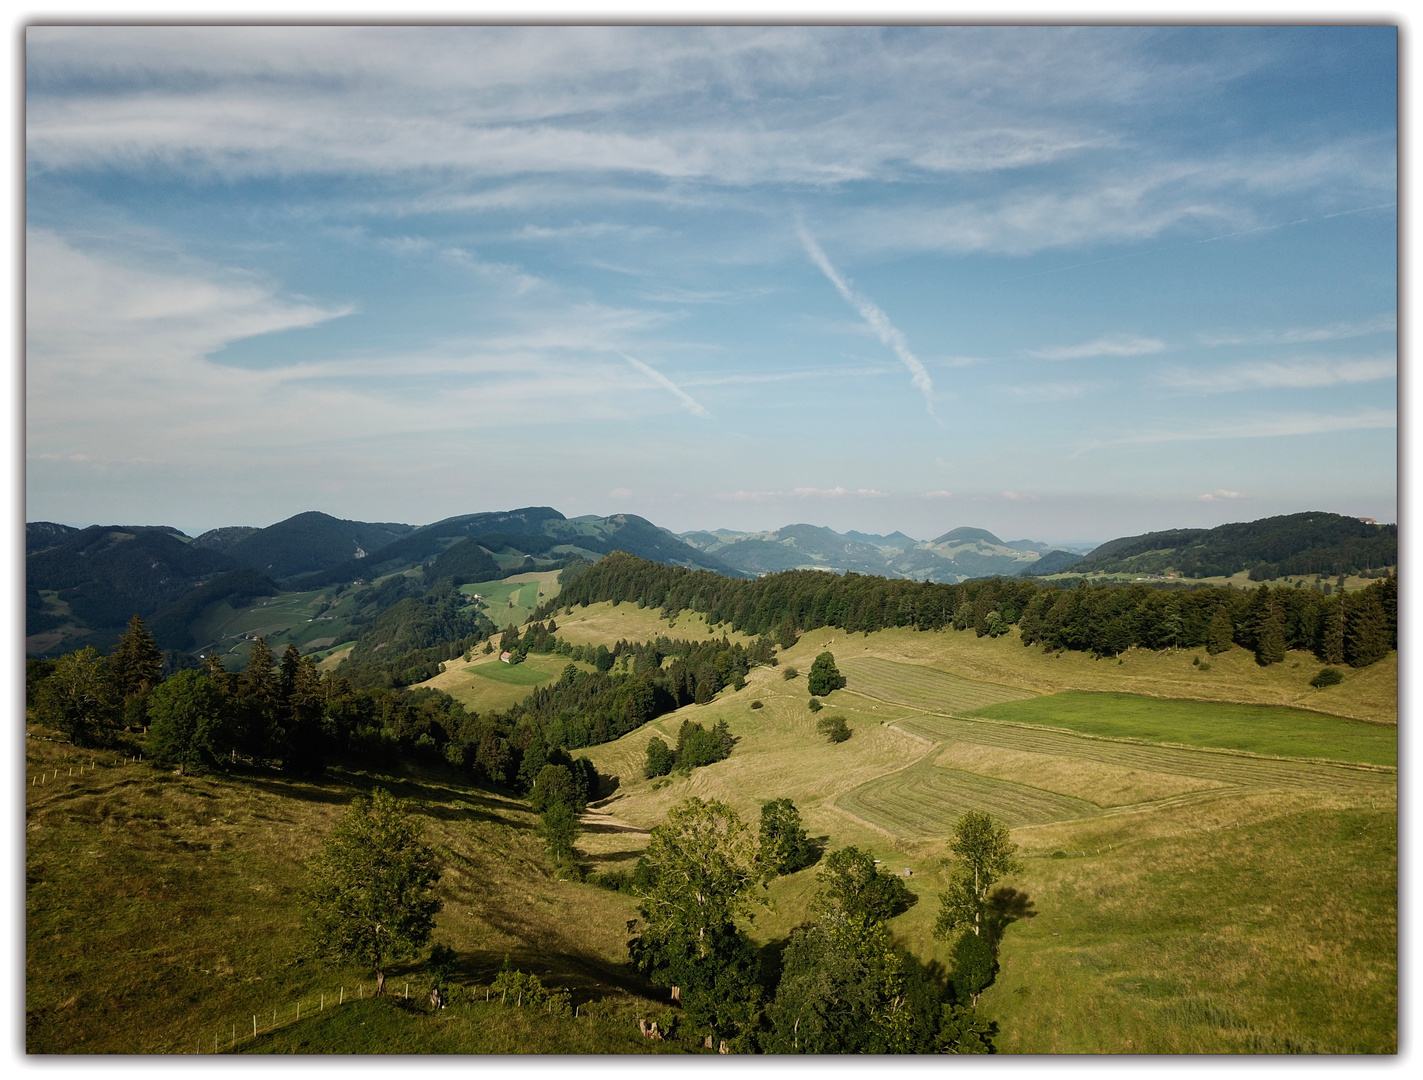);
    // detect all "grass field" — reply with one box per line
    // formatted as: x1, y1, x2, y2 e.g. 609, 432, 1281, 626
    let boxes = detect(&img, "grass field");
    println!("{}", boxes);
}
424, 653, 591, 713
24, 731, 664, 1055
574, 622, 1396, 1053
551, 599, 757, 648
465, 570, 561, 630
968, 691, 1397, 767
27, 609, 1397, 1054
